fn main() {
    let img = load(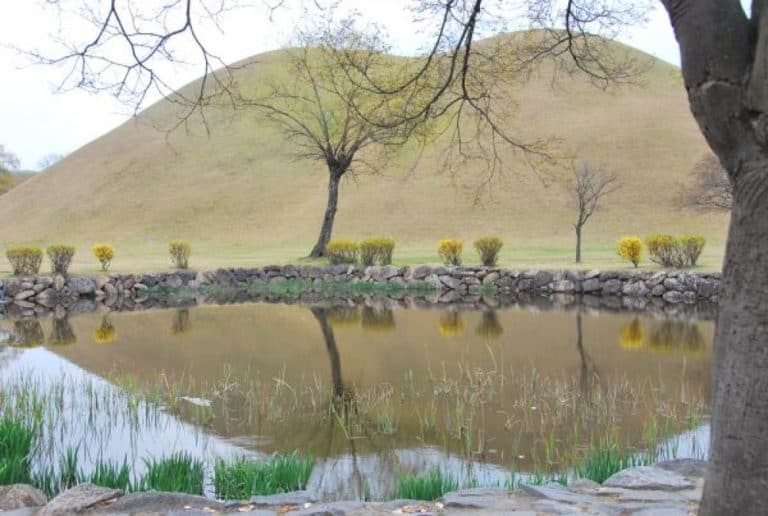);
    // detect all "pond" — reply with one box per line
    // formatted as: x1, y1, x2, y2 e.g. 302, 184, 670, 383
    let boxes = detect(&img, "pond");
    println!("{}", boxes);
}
0, 300, 712, 500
